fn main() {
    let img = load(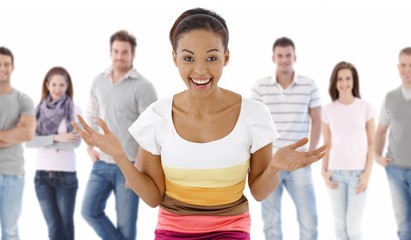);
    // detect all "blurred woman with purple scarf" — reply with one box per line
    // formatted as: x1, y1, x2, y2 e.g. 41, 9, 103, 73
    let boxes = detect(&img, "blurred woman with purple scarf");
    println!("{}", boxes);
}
26, 66, 81, 240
